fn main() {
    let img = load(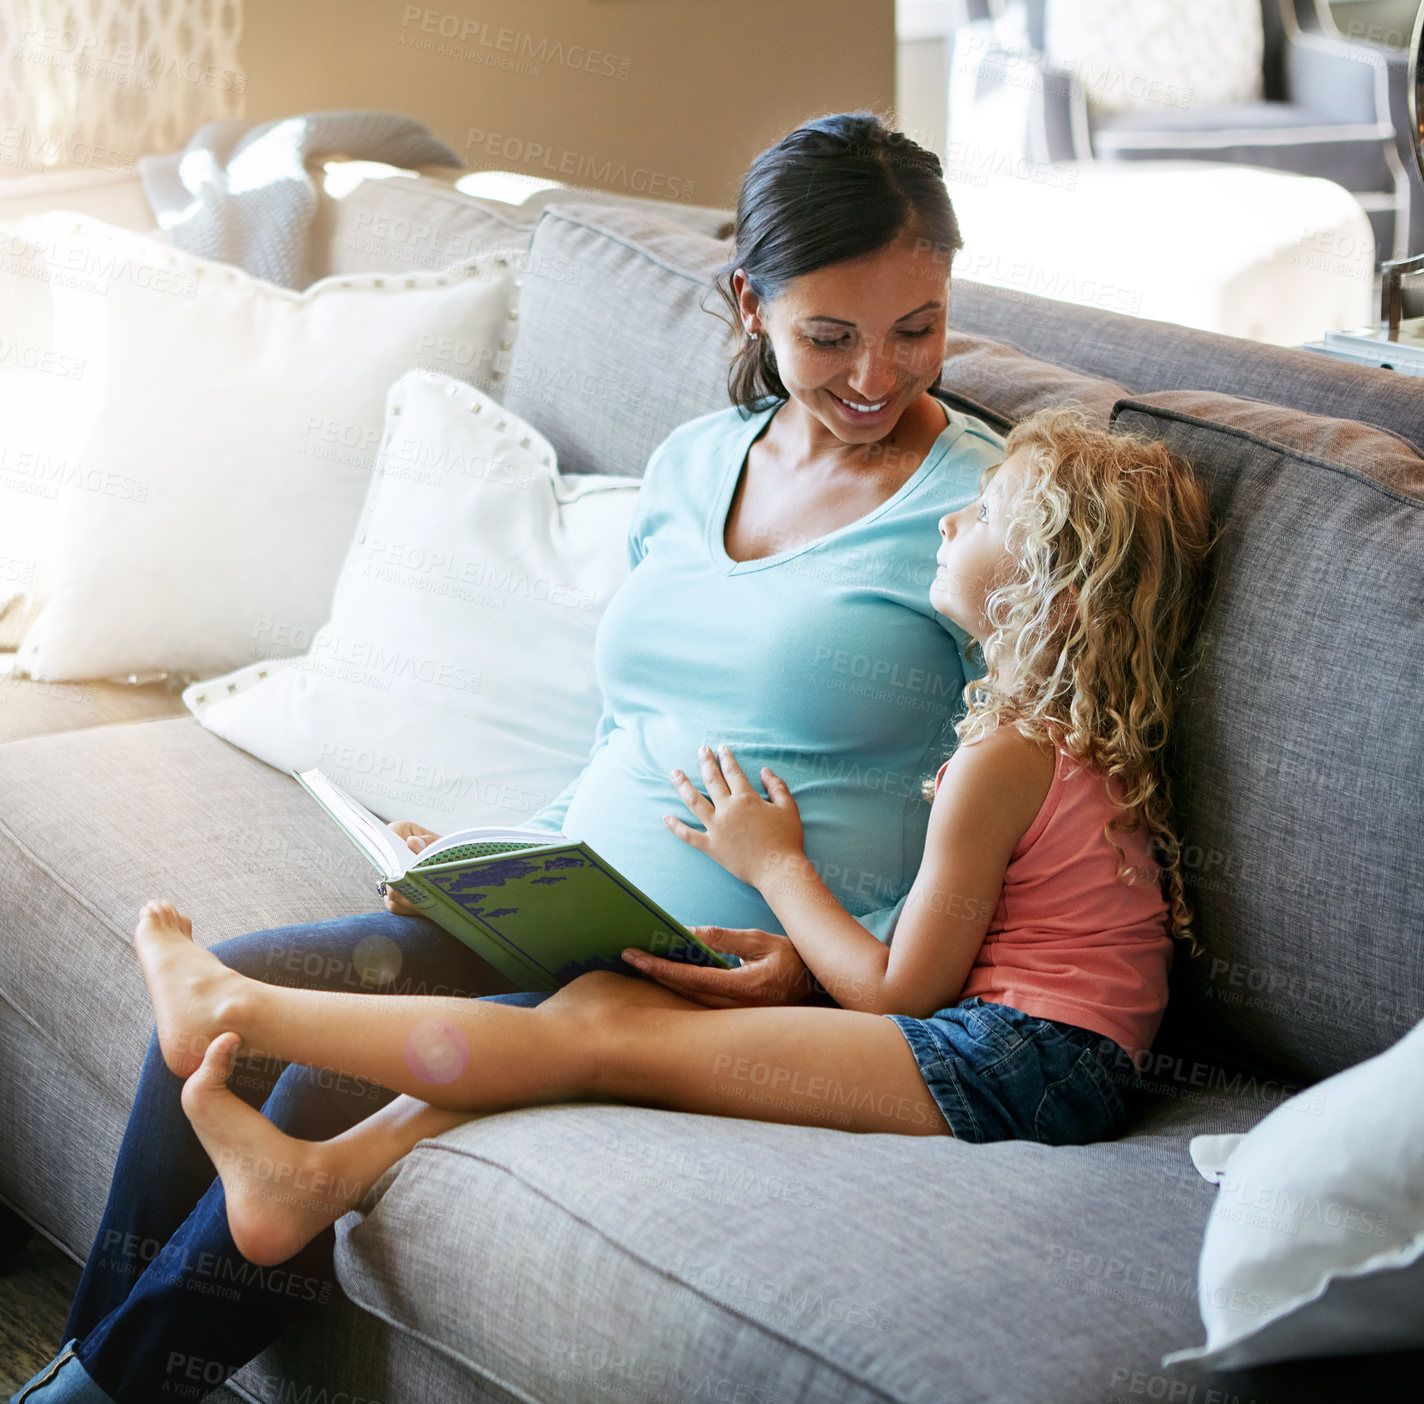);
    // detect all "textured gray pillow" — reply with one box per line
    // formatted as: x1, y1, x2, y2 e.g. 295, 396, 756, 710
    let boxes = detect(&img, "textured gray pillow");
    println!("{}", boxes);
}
1113, 393, 1424, 1086
938, 331, 1128, 430
500, 202, 737, 478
